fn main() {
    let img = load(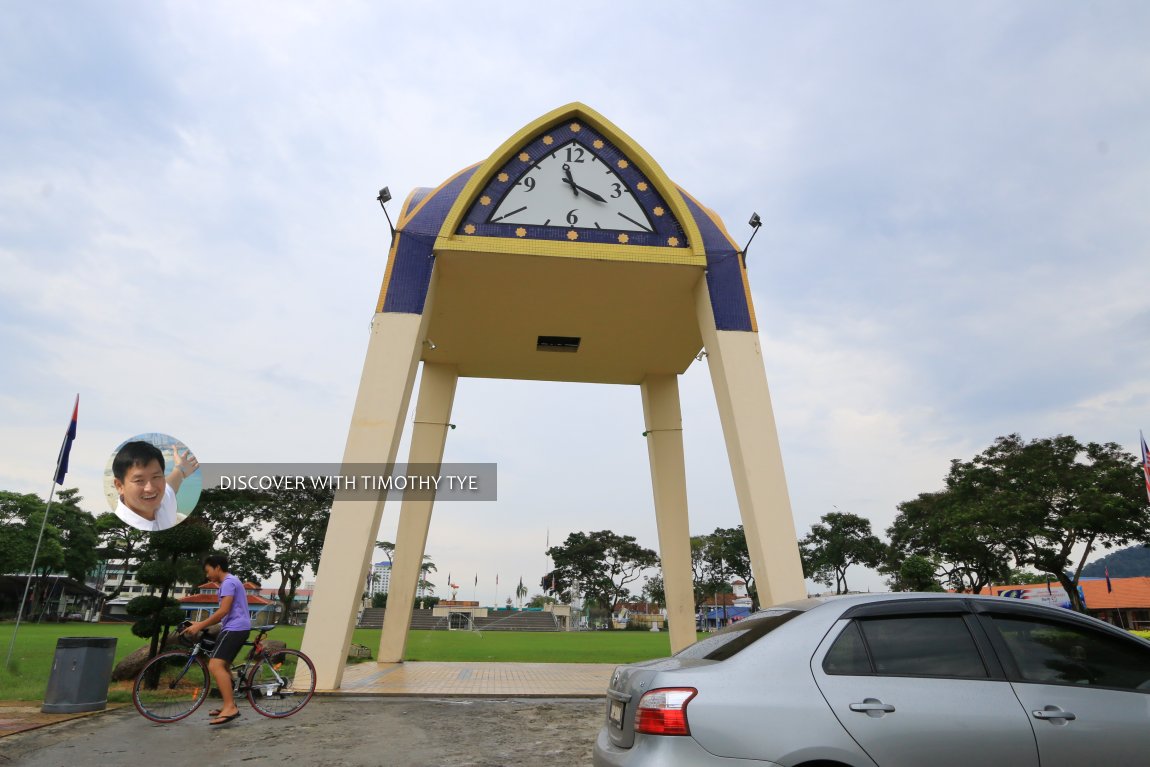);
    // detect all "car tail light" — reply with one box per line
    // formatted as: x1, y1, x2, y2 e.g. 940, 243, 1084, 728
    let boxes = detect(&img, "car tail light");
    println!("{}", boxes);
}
634, 688, 697, 736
